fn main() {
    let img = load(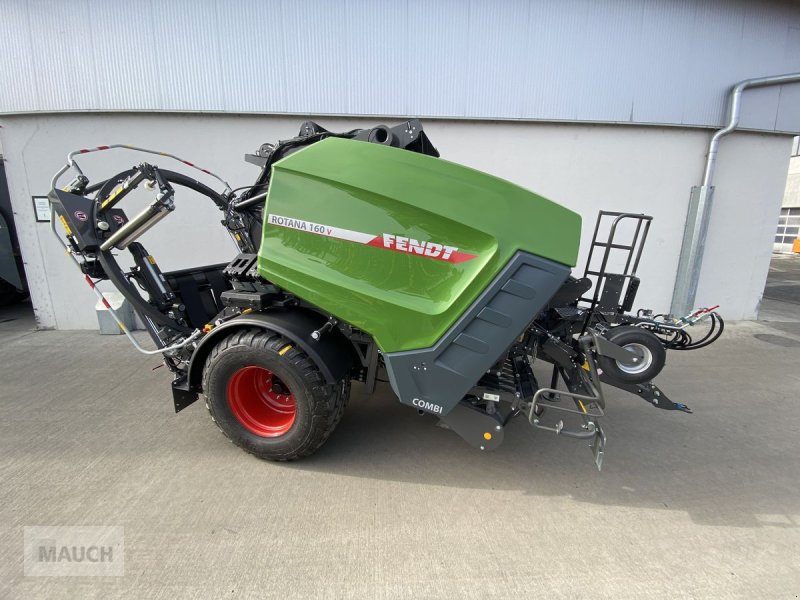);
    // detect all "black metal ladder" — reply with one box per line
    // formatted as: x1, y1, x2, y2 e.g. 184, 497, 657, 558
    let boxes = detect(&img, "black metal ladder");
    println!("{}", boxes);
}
580, 211, 652, 326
